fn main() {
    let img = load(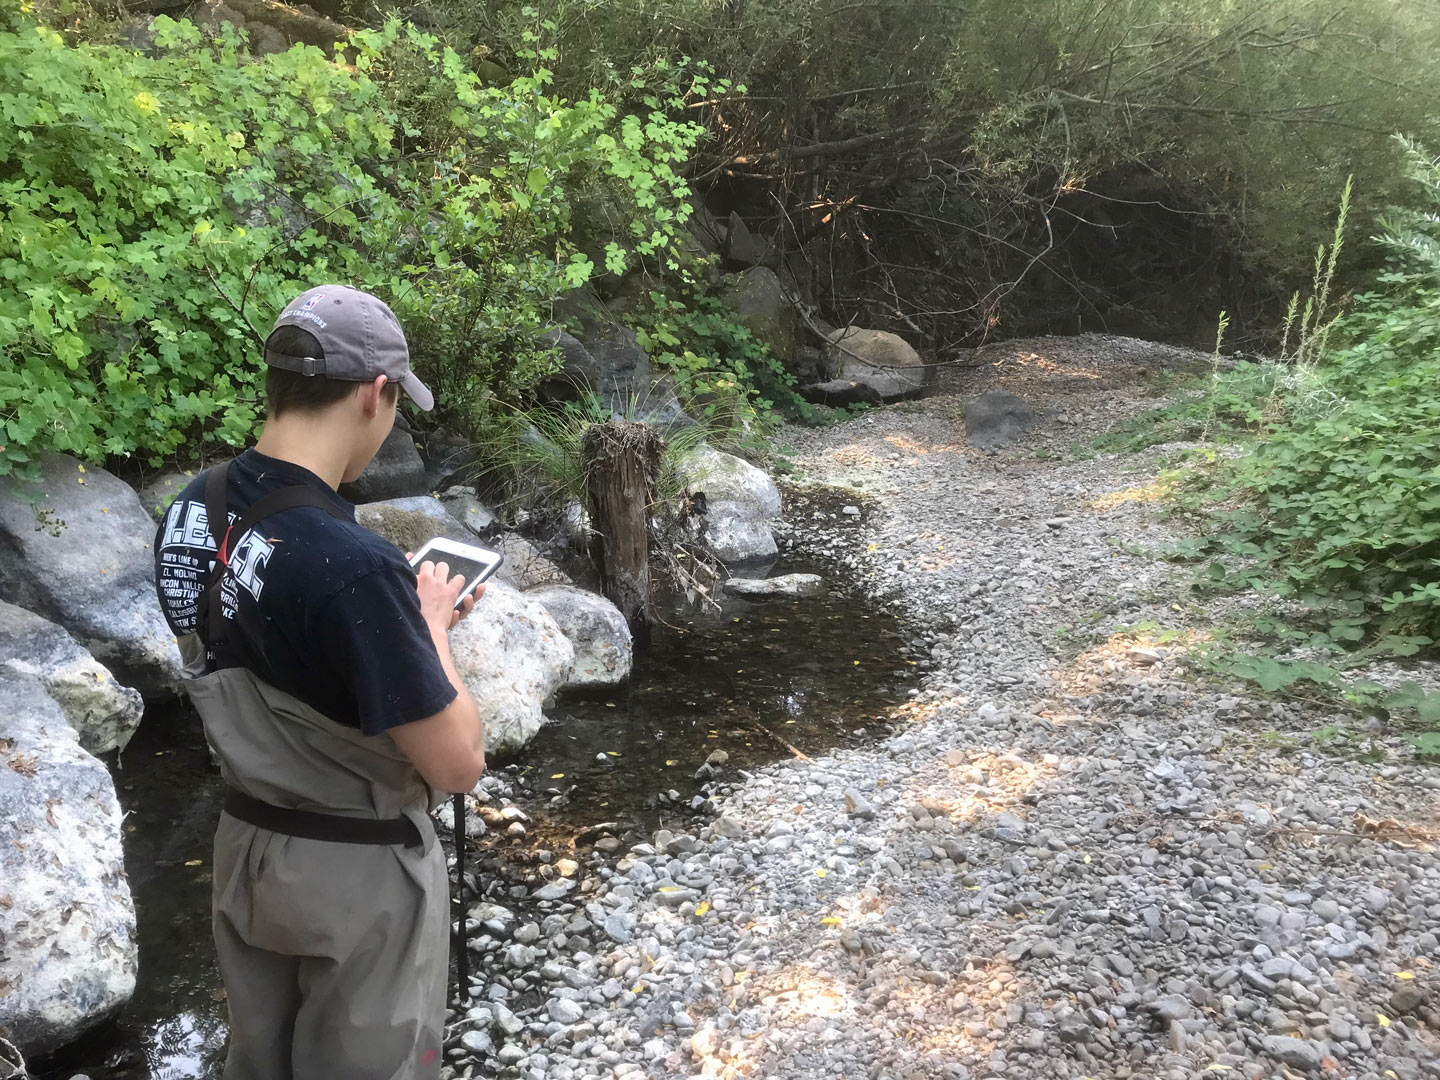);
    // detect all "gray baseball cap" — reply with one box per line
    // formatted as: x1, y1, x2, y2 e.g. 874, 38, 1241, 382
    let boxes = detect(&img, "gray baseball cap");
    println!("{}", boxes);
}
264, 285, 434, 412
